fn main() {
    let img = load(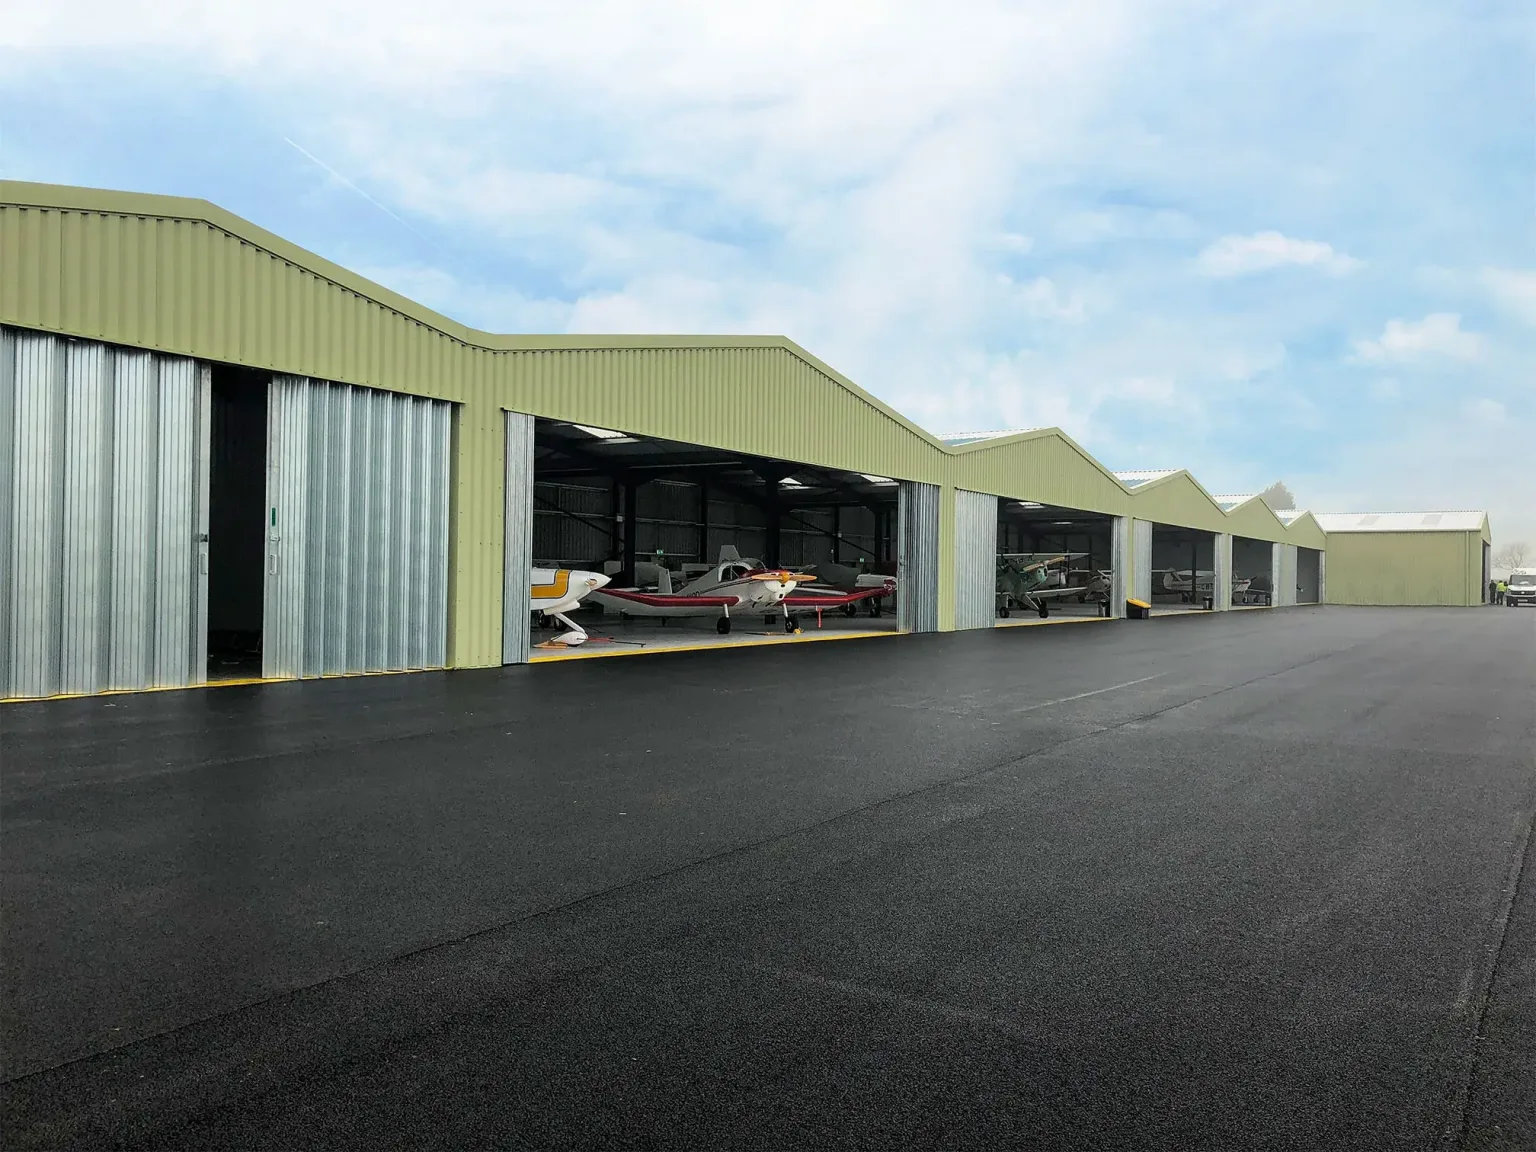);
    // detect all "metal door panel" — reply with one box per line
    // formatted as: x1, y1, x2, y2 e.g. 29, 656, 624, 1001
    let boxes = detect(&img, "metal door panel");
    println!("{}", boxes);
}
1132, 519, 1153, 603
502, 411, 535, 665
263, 376, 450, 680
1, 328, 209, 698
952, 489, 997, 630
898, 481, 940, 633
